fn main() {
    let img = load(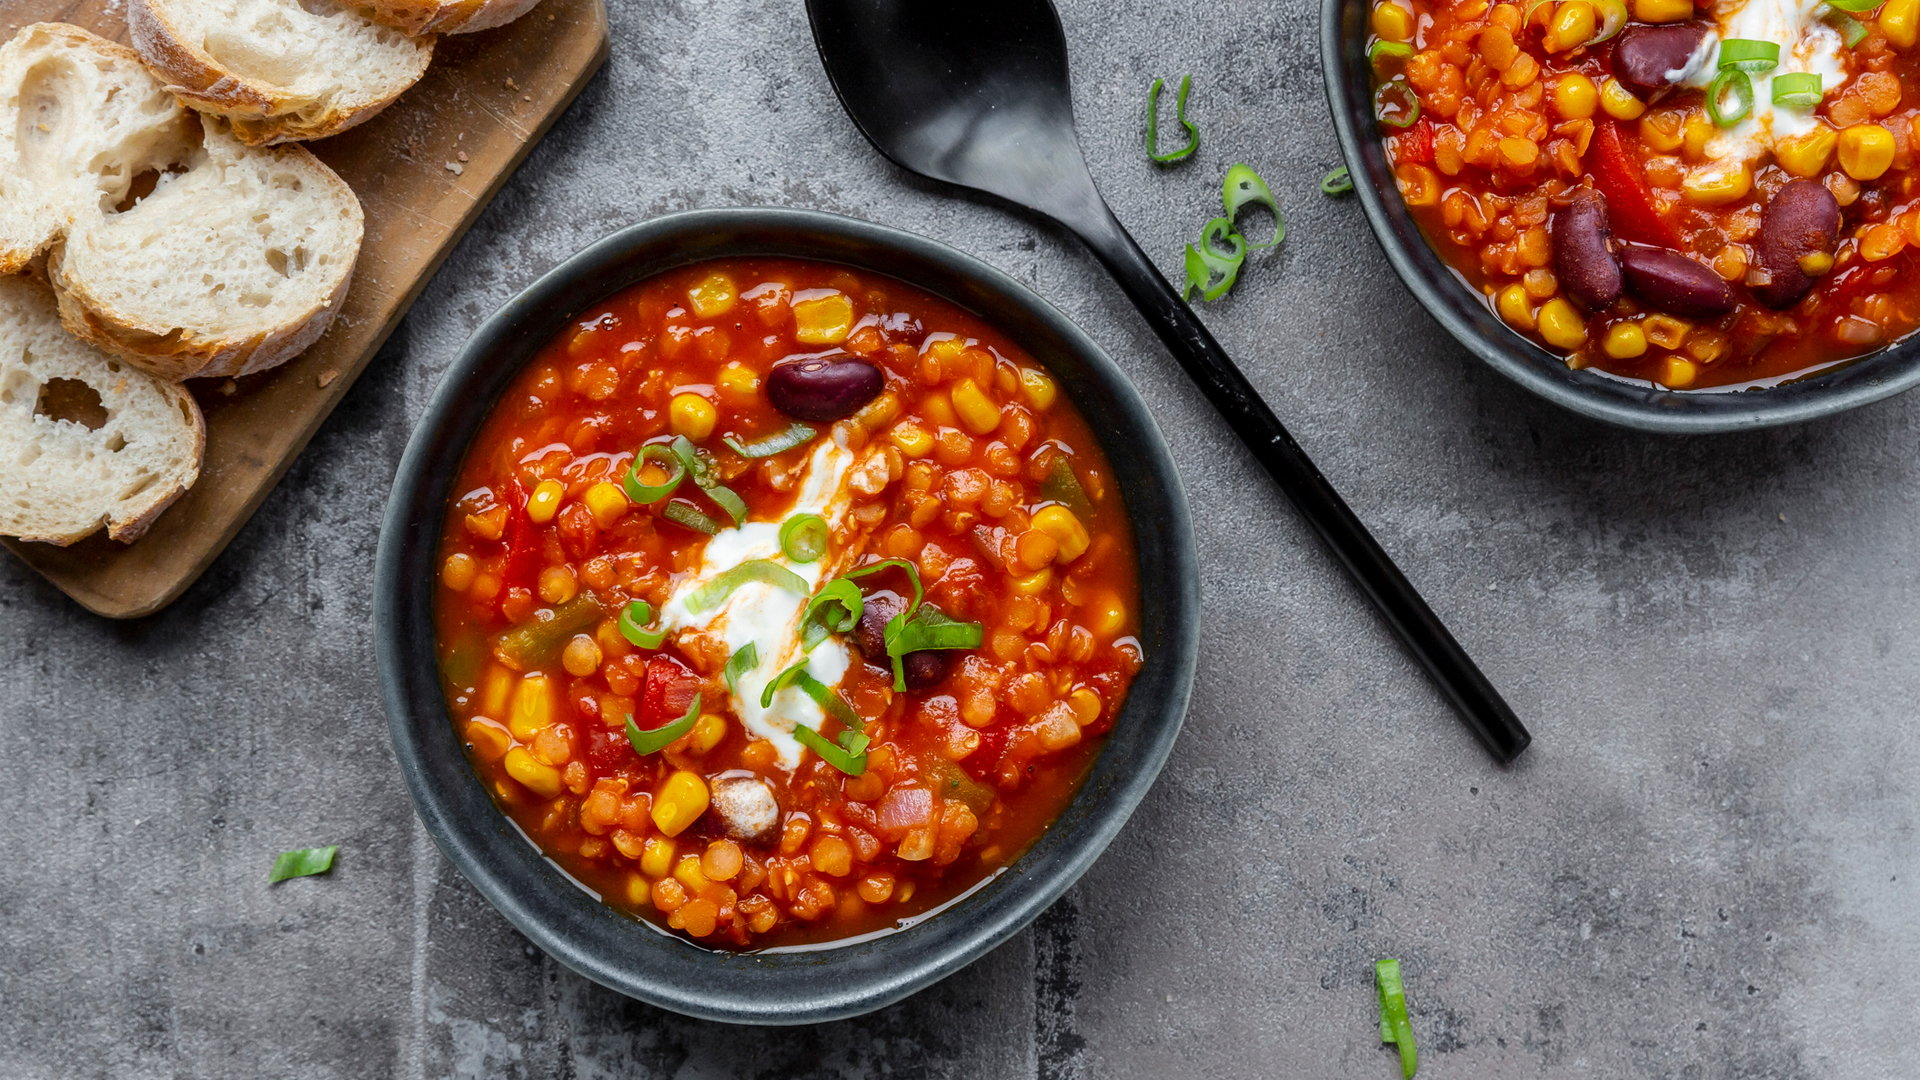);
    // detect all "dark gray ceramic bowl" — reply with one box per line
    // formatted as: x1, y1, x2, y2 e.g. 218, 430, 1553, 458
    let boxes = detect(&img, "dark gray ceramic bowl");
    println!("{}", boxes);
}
374, 208, 1198, 1024
1321, 0, 1920, 433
